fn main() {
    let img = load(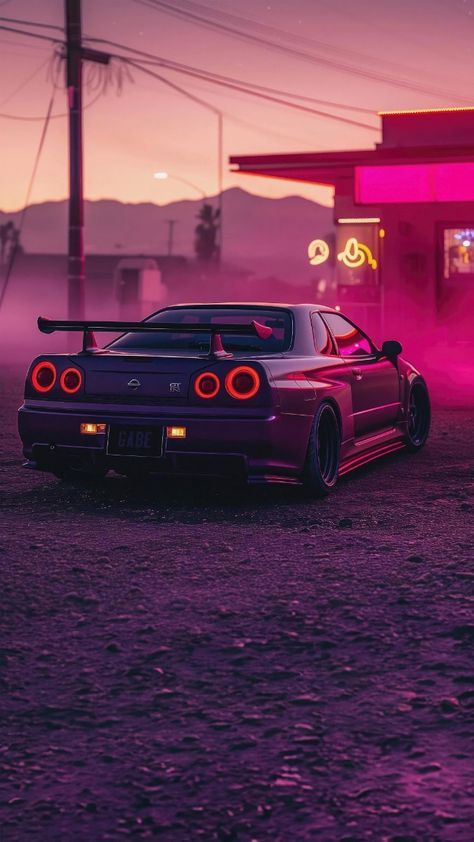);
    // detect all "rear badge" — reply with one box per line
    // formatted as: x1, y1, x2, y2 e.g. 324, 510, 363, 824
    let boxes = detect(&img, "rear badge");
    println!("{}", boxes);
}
169, 382, 182, 393
127, 378, 141, 389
